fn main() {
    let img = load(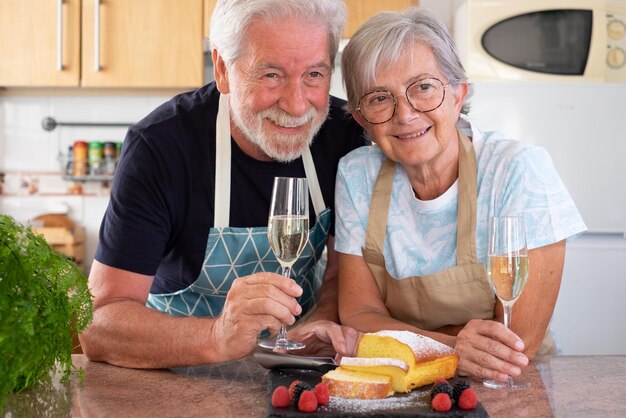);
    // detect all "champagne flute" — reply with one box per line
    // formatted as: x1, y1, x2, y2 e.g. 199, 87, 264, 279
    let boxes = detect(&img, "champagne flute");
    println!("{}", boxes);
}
483, 215, 531, 389
258, 177, 309, 351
